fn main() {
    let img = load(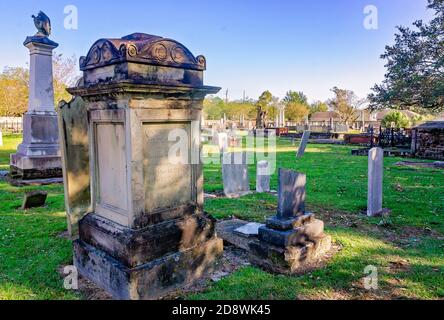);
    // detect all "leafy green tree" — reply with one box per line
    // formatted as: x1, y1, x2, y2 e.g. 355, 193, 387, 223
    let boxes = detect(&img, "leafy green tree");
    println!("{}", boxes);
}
283, 90, 308, 105
286, 102, 310, 122
328, 87, 365, 124
369, 0, 444, 113
203, 96, 225, 120
309, 101, 328, 117
381, 111, 411, 128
